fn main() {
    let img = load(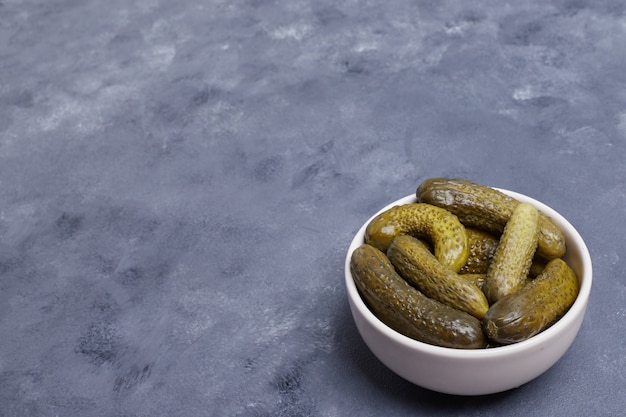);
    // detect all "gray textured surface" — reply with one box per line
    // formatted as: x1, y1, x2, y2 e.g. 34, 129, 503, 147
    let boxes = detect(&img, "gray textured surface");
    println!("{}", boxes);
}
1, 0, 625, 415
